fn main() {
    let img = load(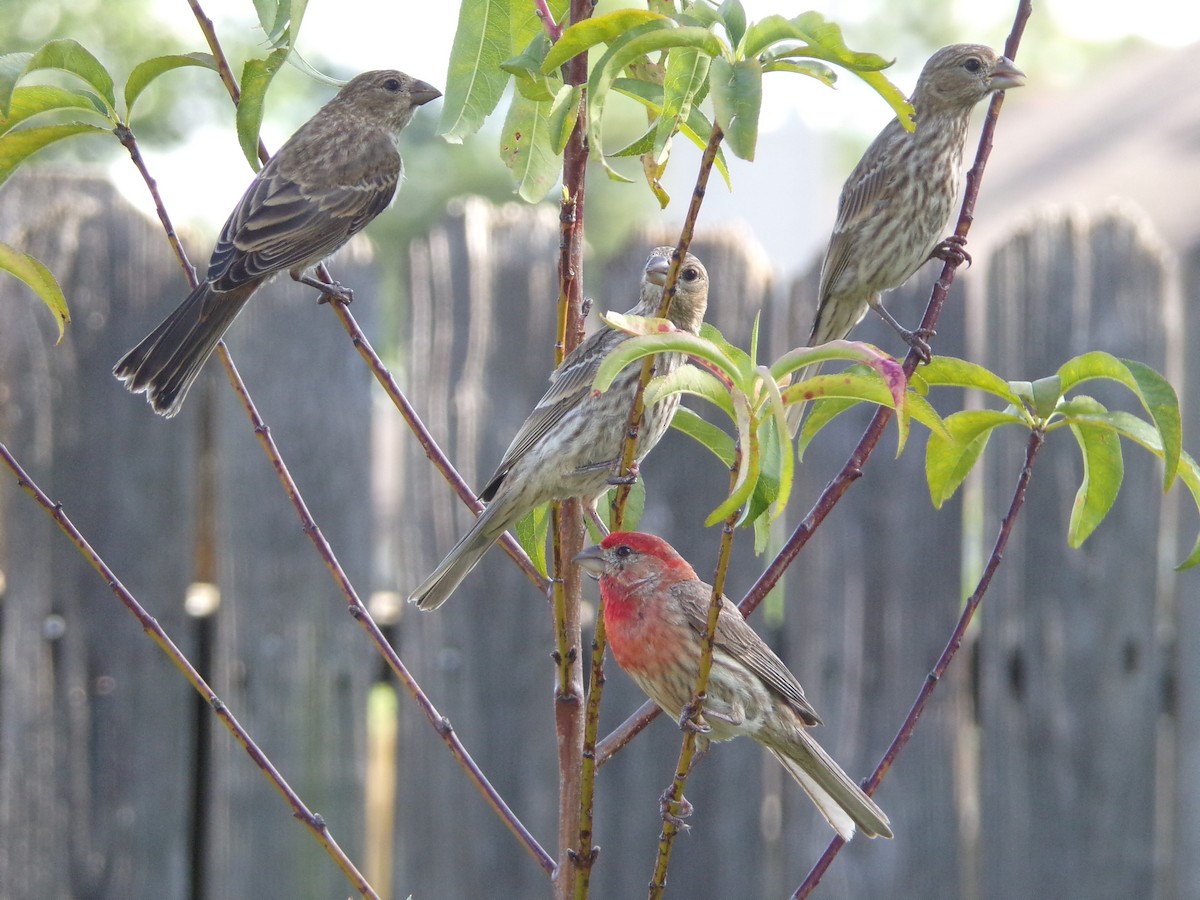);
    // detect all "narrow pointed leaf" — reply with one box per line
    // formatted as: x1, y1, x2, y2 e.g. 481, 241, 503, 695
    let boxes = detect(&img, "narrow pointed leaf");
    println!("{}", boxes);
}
926, 409, 1025, 508
1, 86, 105, 135
515, 504, 551, 577
236, 48, 288, 170
919, 355, 1026, 408
542, 10, 669, 72
671, 407, 735, 466
440, 0, 514, 142
1067, 405, 1124, 548
710, 56, 761, 160
125, 53, 217, 118
500, 90, 561, 202
0, 242, 70, 343
0, 122, 108, 187
22, 40, 116, 115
